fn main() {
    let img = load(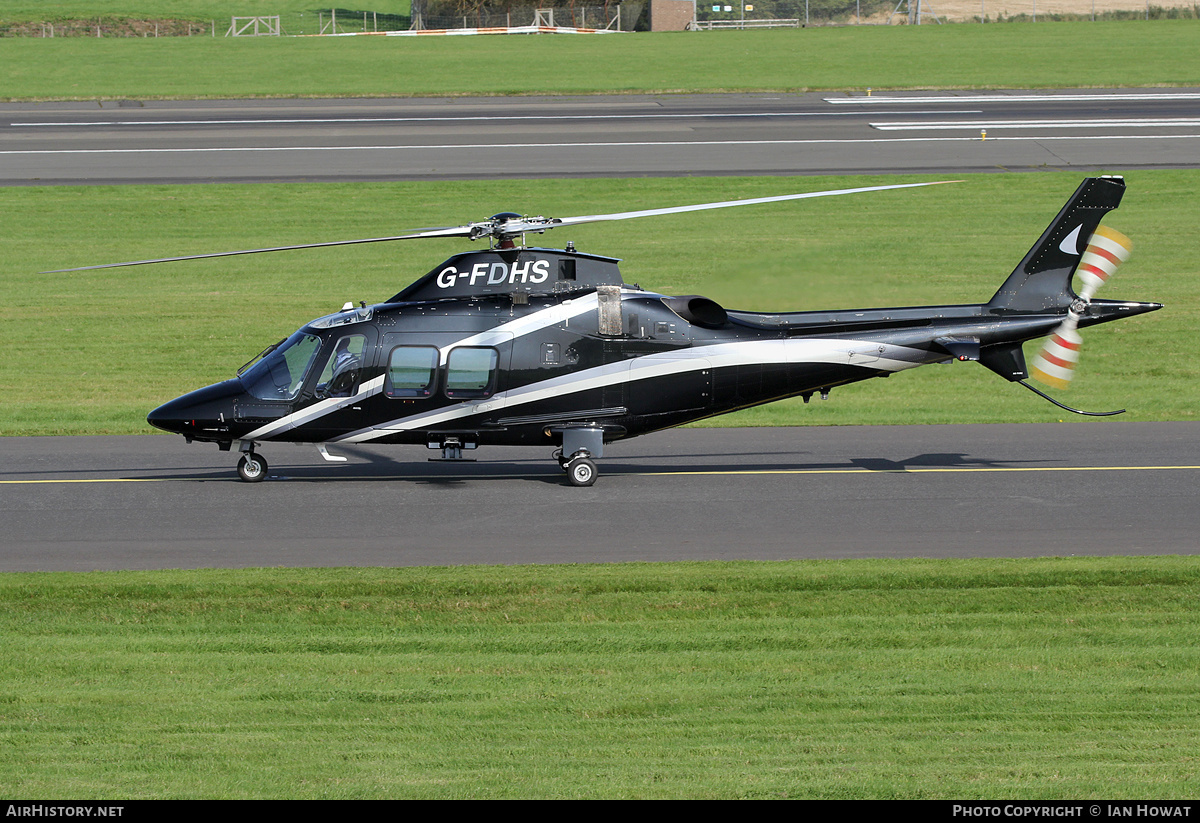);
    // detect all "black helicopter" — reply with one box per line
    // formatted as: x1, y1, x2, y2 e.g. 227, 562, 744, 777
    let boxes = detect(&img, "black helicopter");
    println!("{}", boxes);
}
59, 177, 1160, 485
